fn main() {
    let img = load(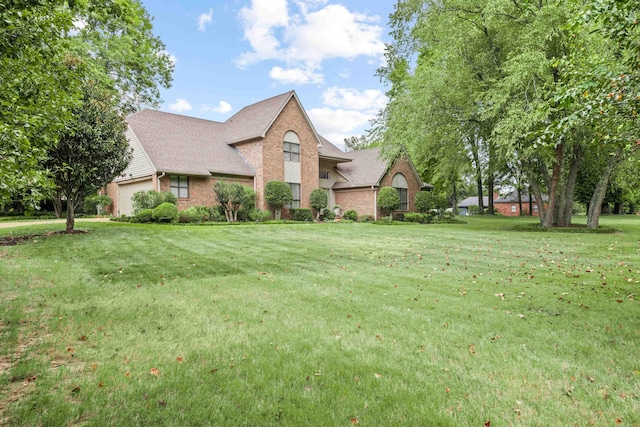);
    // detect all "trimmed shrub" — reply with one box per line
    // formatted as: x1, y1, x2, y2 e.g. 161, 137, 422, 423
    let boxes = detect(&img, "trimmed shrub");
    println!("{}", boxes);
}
264, 181, 292, 220
323, 208, 335, 220
290, 208, 313, 222
360, 214, 374, 222
85, 194, 113, 215
152, 202, 178, 223
132, 190, 177, 214
177, 210, 200, 224
187, 205, 213, 222
414, 191, 431, 213
250, 209, 271, 222
133, 209, 154, 223
309, 188, 328, 219
343, 209, 358, 221
378, 187, 400, 219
